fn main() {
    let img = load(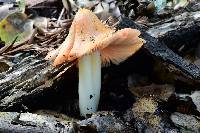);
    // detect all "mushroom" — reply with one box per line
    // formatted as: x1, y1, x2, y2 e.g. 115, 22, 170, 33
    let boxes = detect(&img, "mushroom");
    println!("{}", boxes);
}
46, 8, 144, 116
